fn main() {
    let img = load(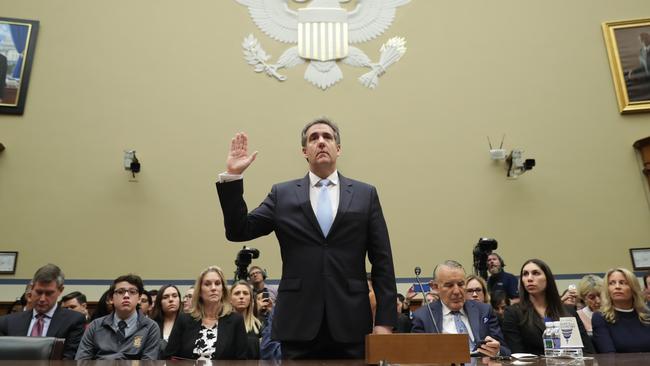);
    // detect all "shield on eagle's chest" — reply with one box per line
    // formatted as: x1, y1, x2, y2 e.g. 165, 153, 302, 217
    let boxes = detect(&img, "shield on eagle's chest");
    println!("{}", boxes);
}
297, 0, 348, 61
